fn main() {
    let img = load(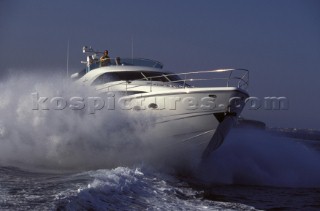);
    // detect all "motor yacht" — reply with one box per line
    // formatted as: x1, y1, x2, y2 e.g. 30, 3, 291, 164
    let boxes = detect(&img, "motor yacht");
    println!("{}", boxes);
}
71, 46, 249, 159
